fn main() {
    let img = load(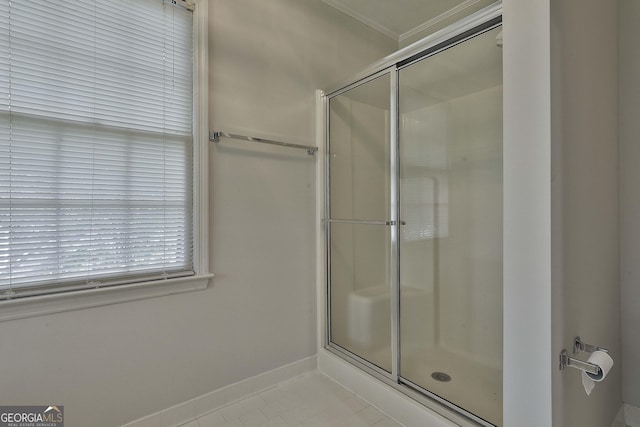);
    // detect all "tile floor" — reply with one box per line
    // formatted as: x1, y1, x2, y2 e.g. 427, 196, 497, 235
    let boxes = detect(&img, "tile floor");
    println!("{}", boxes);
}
179, 371, 404, 427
